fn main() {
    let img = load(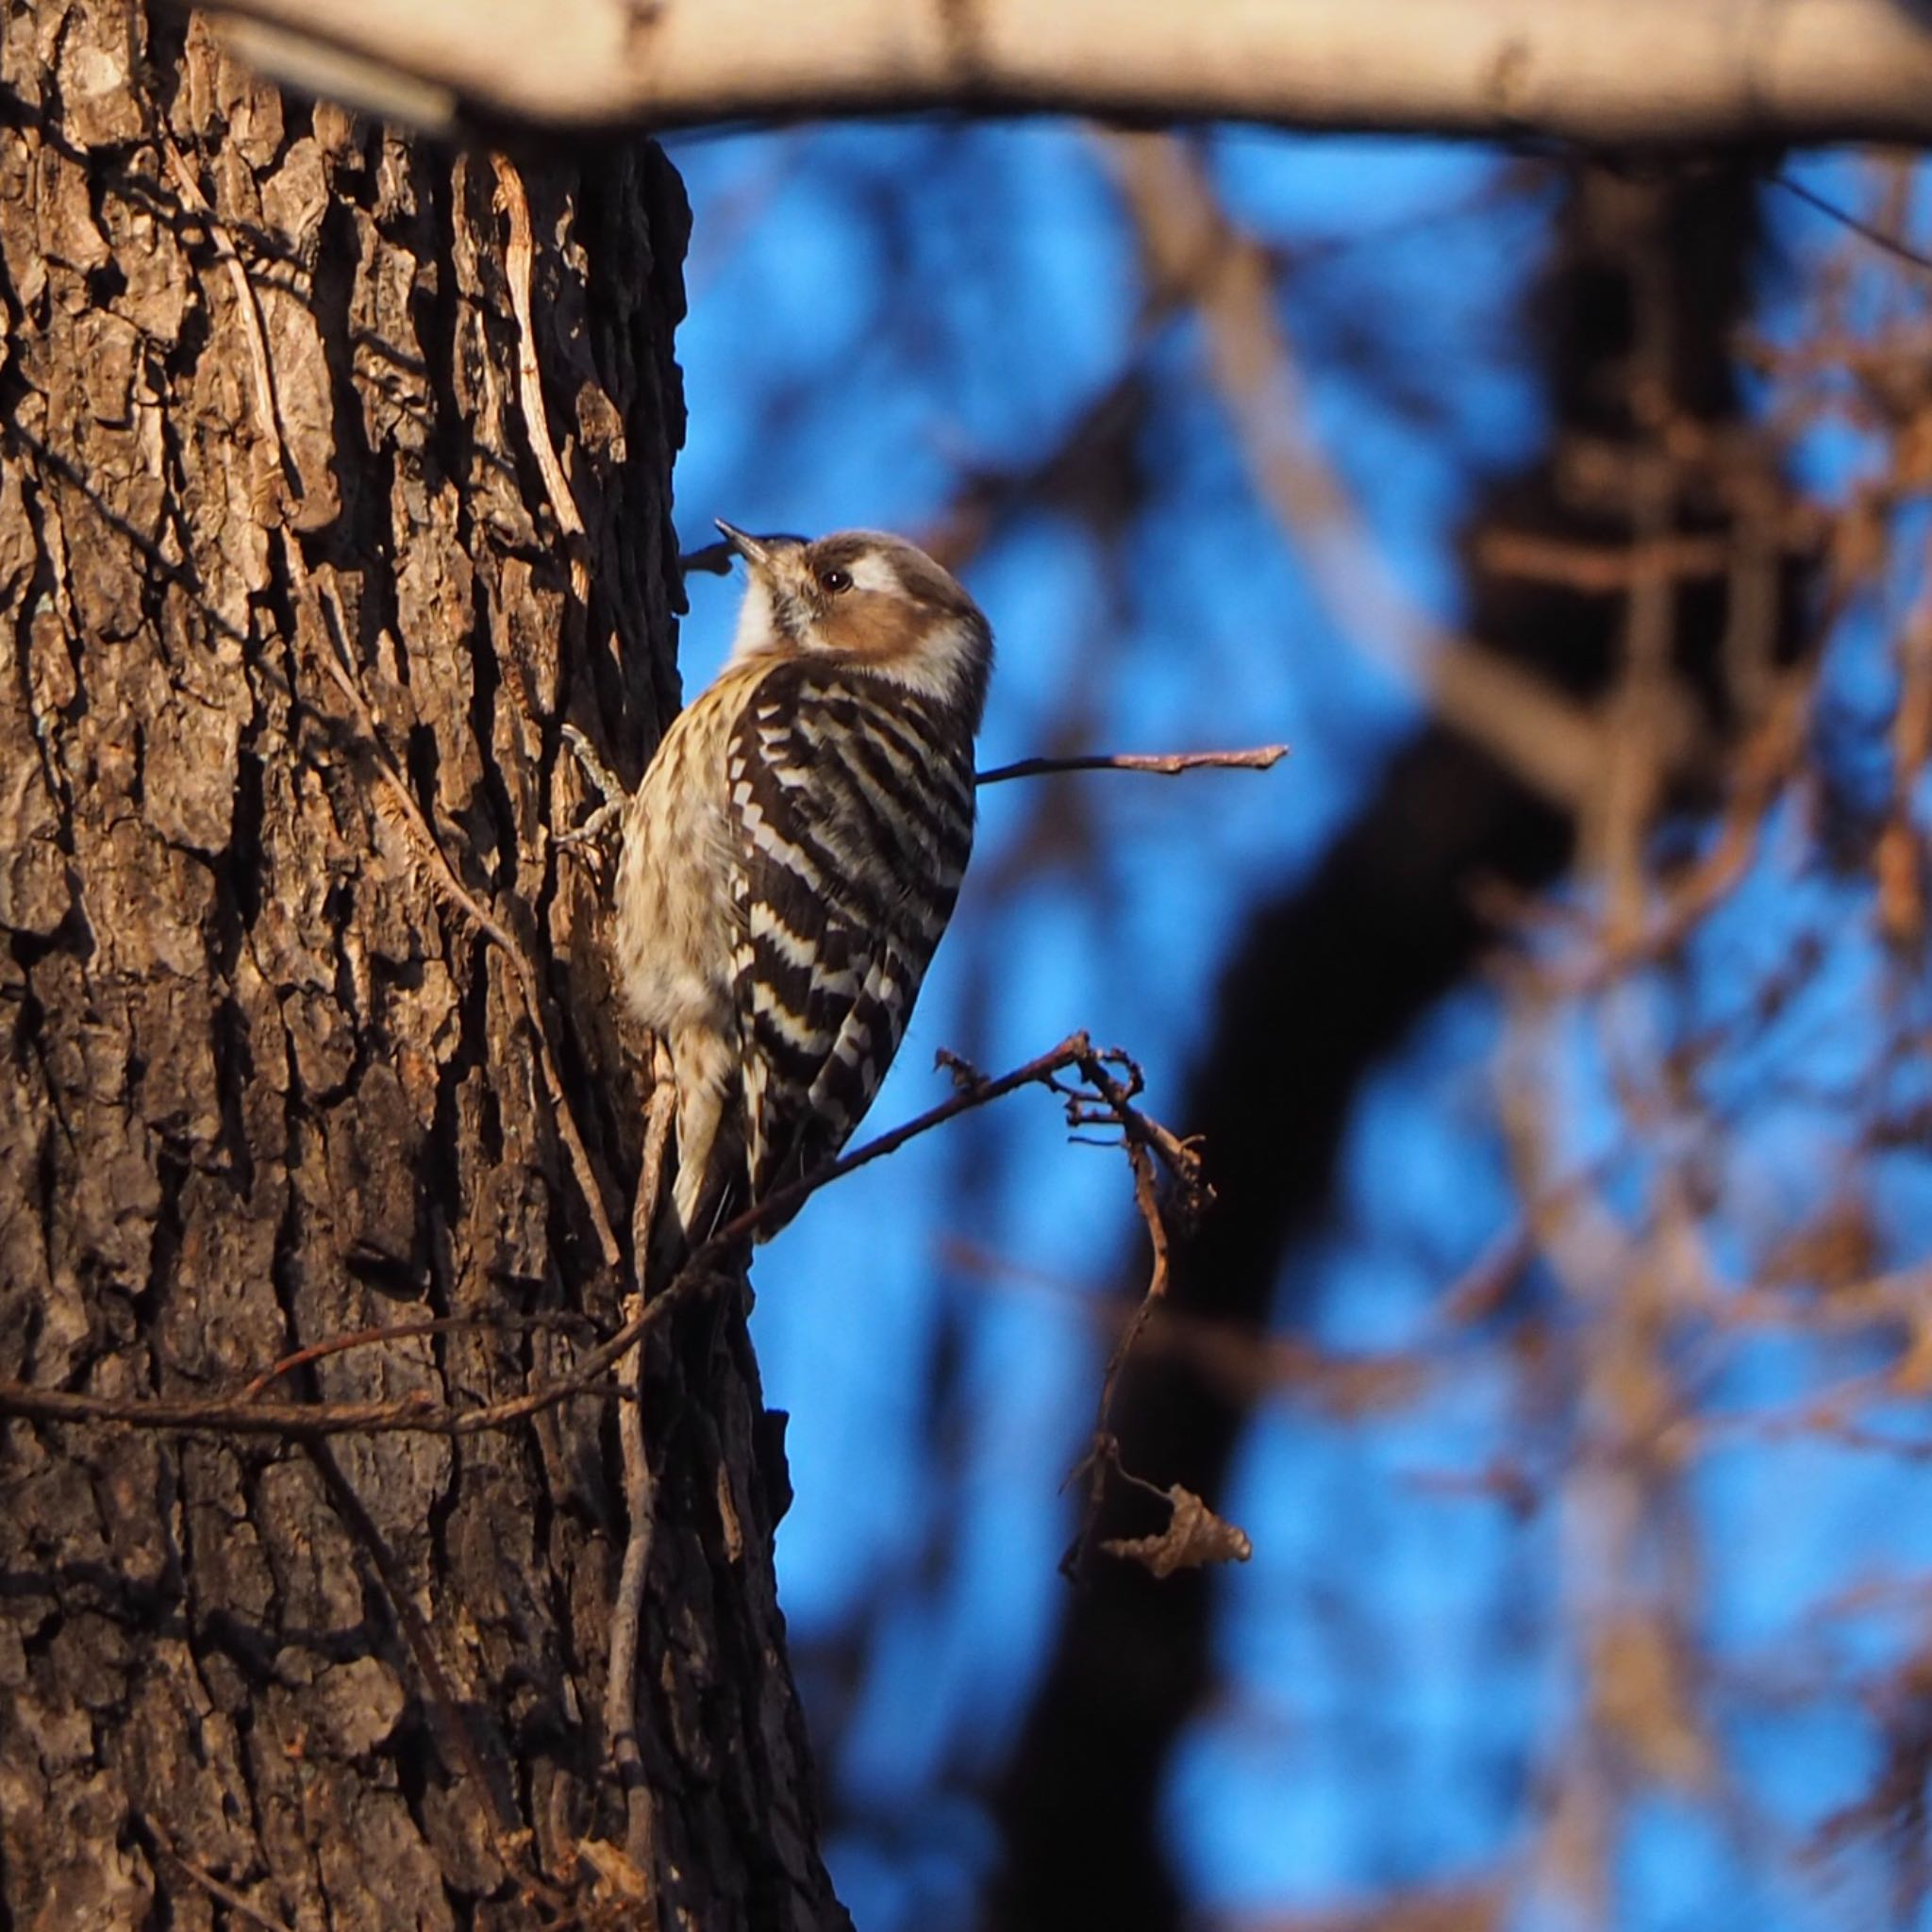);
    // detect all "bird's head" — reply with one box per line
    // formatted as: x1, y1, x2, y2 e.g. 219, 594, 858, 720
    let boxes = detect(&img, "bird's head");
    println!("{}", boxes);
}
716, 521, 992, 727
